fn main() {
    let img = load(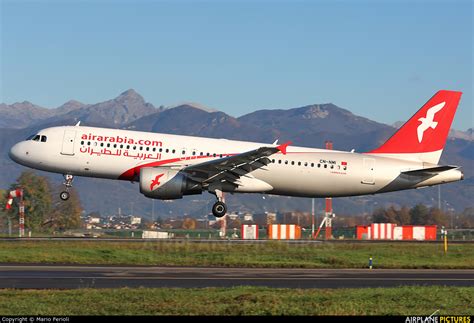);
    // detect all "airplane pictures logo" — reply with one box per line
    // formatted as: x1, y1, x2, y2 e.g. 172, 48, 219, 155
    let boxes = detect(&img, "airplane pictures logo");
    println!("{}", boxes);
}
405, 315, 471, 323
150, 173, 164, 191
417, 102, 445, 143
